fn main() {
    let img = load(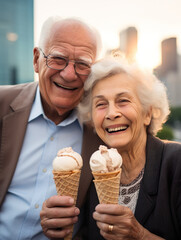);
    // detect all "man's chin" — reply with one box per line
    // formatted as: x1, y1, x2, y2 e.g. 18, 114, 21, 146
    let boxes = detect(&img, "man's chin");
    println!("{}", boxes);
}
56, 105, 76, 118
